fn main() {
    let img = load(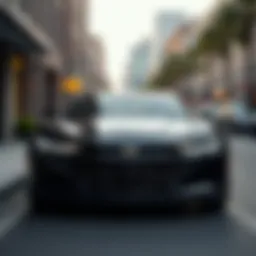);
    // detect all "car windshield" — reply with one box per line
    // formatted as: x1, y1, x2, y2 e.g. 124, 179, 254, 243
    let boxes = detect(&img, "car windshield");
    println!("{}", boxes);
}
66, 94, 187, 119
97, 94, 186, 118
